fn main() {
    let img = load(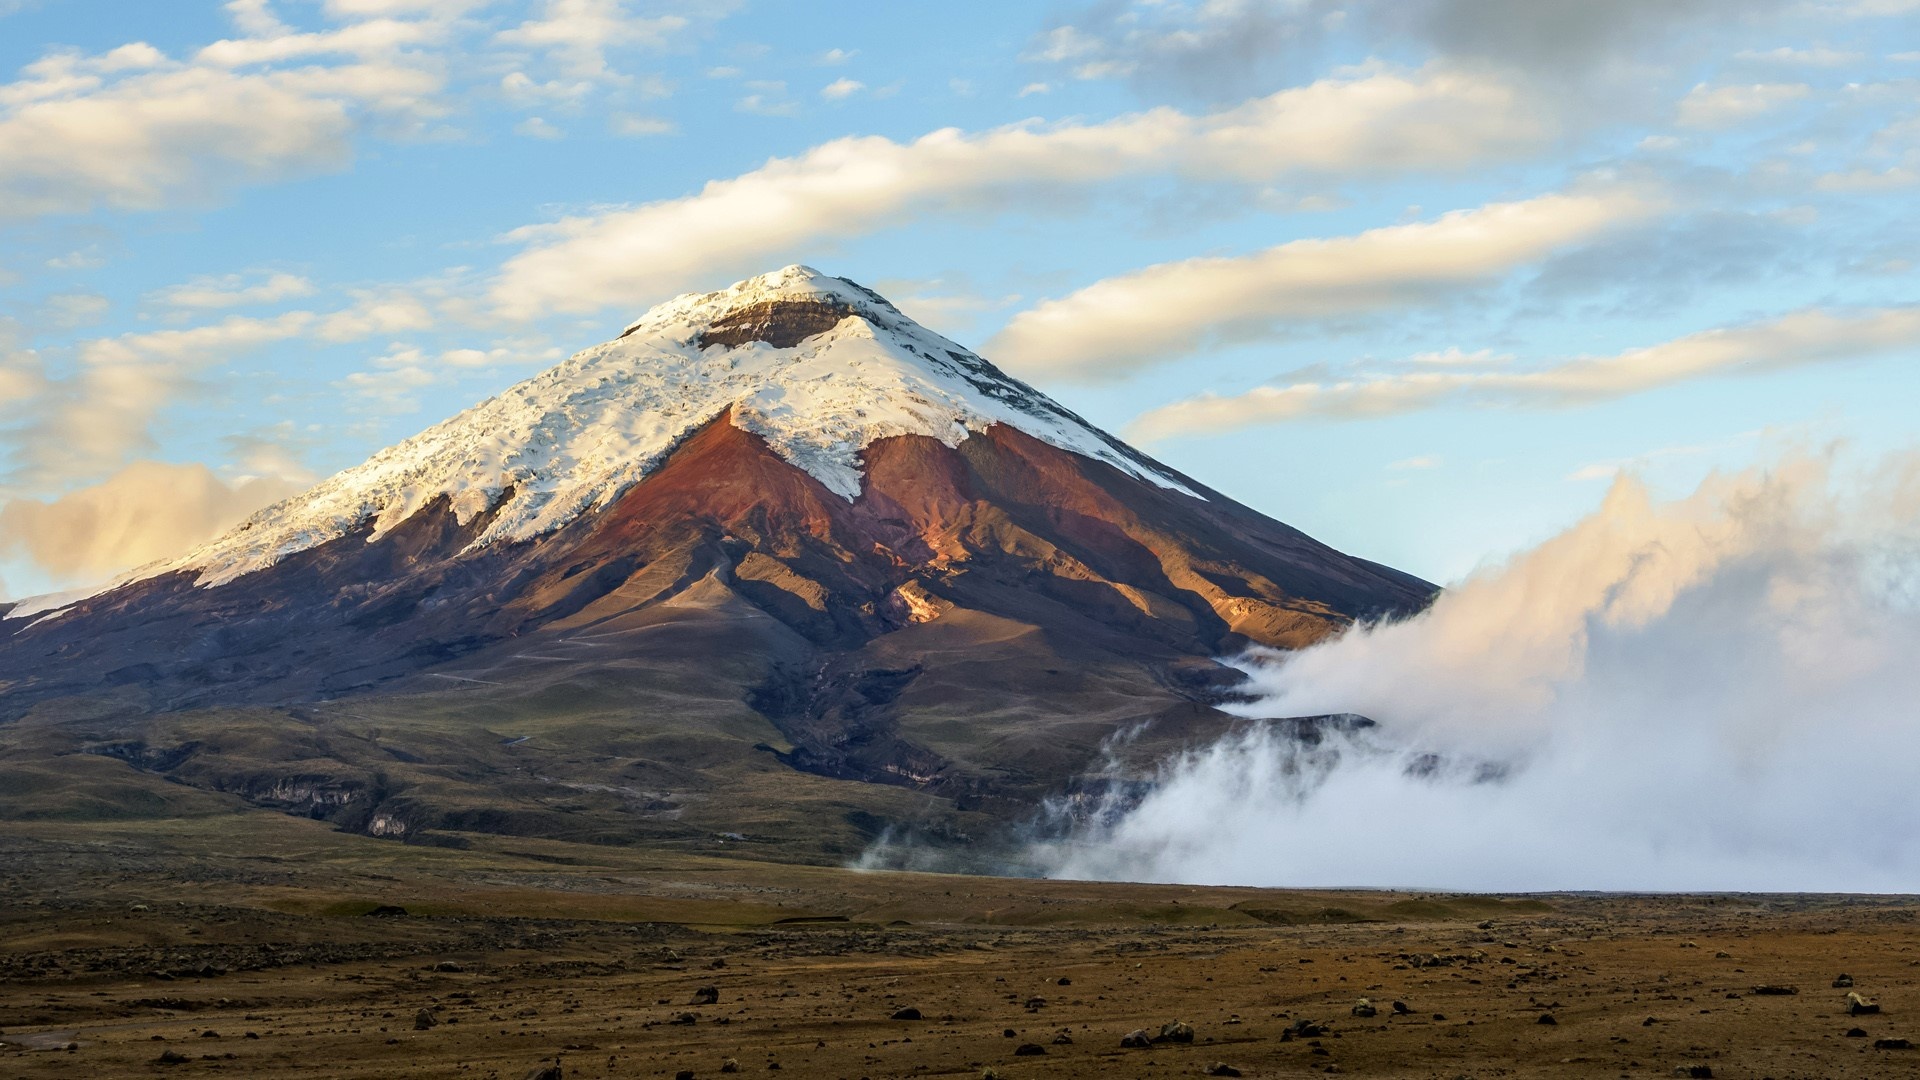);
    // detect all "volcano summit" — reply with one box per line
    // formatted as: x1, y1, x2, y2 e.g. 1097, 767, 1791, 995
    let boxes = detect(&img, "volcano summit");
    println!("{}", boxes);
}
0, 267, 1430, 855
